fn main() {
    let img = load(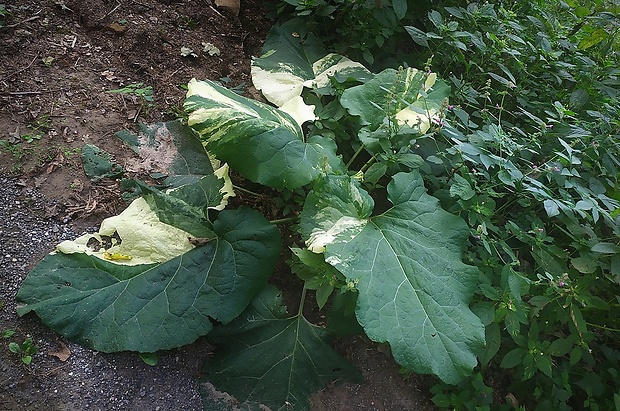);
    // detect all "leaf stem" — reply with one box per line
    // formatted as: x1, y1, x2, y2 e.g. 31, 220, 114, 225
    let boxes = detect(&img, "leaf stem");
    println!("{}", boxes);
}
298, 284, 308, 317
586, 322, 620, 333
346, 144, 366, 169
232, 184, 261, 197
359, 153, 378, 174
270, 215, 300, 225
